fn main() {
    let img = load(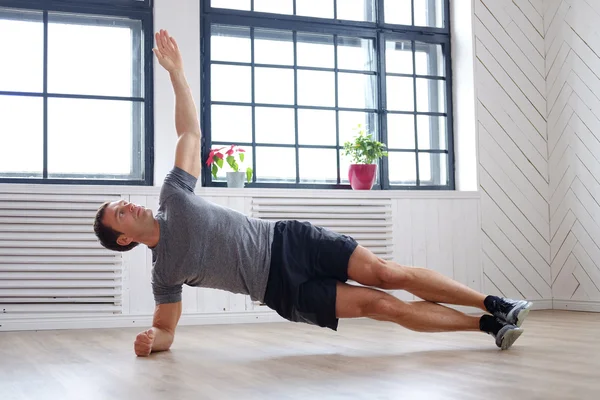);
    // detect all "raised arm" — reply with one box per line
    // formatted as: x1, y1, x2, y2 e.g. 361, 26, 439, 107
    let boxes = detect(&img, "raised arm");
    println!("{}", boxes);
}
134, 301, 182, 356
153, 29, 201, 179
